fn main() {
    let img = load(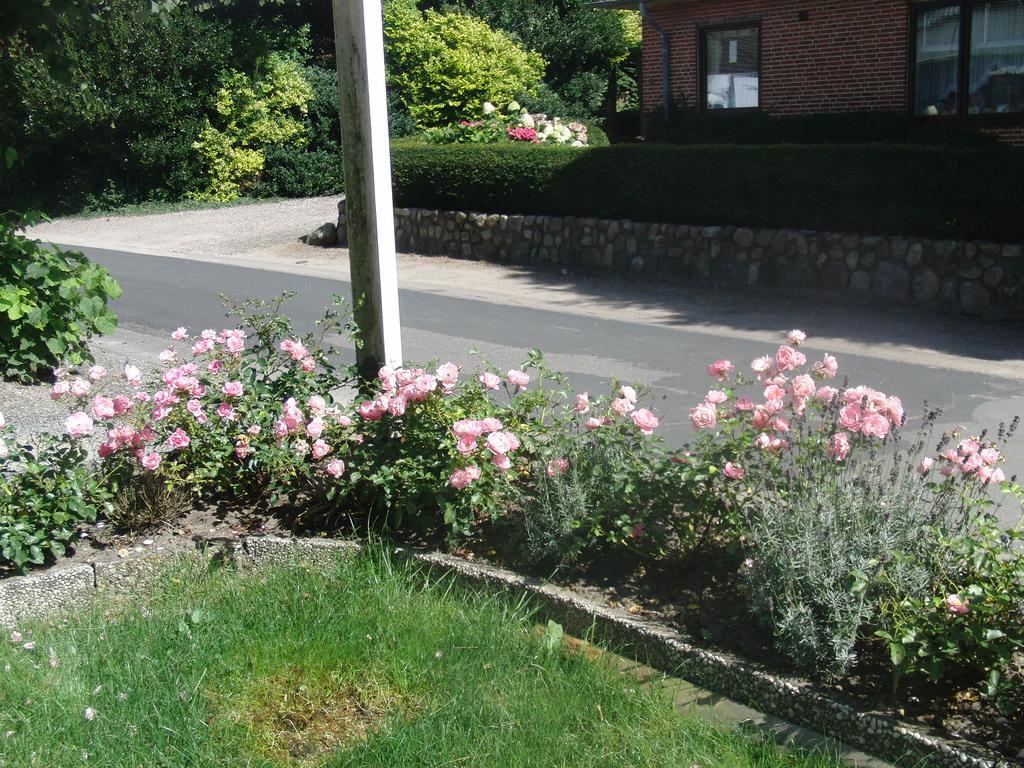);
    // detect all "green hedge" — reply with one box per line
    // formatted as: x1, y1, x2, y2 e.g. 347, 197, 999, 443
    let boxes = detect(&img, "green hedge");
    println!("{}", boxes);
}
642, 110, 1000, 147
391, 143, 1024, 241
